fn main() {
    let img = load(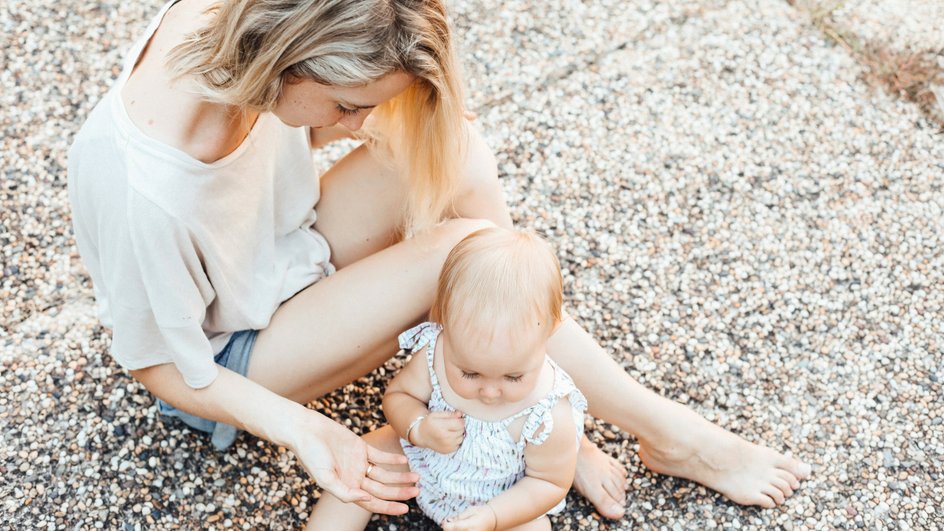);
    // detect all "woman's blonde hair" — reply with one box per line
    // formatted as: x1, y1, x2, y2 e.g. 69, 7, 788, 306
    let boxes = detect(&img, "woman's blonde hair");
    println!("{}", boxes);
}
168, 0, 466, 233
430, 228, 563, 341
